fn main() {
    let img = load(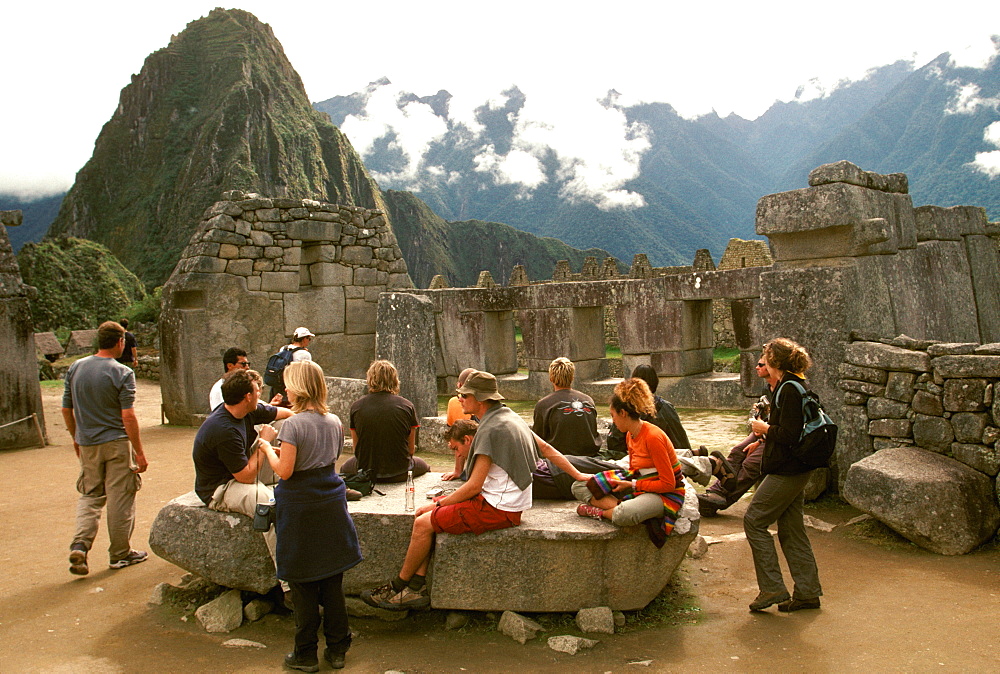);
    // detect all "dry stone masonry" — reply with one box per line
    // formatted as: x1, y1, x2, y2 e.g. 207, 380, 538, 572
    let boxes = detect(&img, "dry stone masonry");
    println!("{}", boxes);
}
160, 191, 413, 425
0, 211, 47, 449
839, 338, 1000, 554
